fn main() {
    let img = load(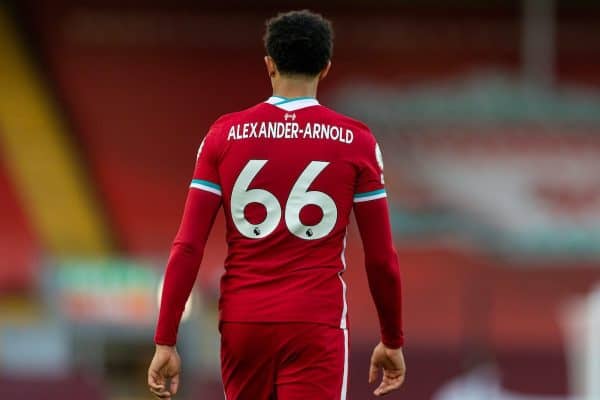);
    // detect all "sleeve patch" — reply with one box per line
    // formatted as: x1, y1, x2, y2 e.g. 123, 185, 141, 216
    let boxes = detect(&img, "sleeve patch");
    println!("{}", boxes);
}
190, 179, 222, 196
